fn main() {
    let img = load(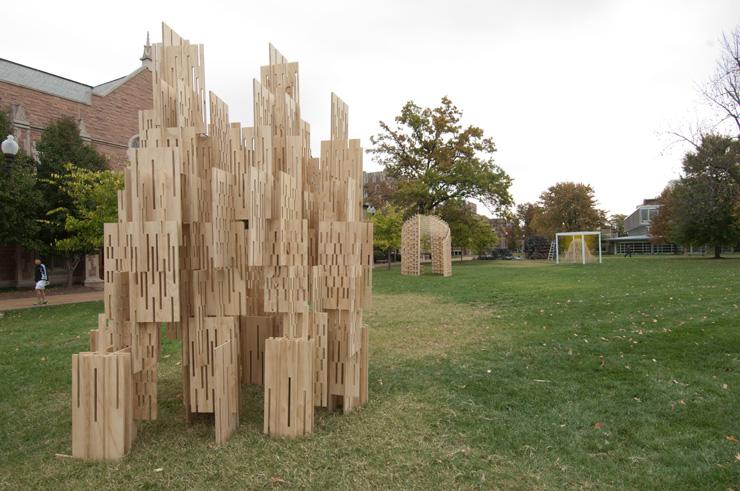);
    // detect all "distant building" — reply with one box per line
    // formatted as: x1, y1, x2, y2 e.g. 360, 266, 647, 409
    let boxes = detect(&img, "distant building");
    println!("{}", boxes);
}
0, 38, 153, 287
0, 39, 152, 168
489, 218, 510, 249
605, 199, 677, 254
